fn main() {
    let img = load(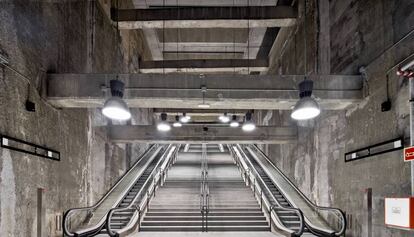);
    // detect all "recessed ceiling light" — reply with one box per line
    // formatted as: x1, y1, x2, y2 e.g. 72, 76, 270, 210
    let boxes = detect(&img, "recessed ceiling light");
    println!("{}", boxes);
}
198, 103, 210, 109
